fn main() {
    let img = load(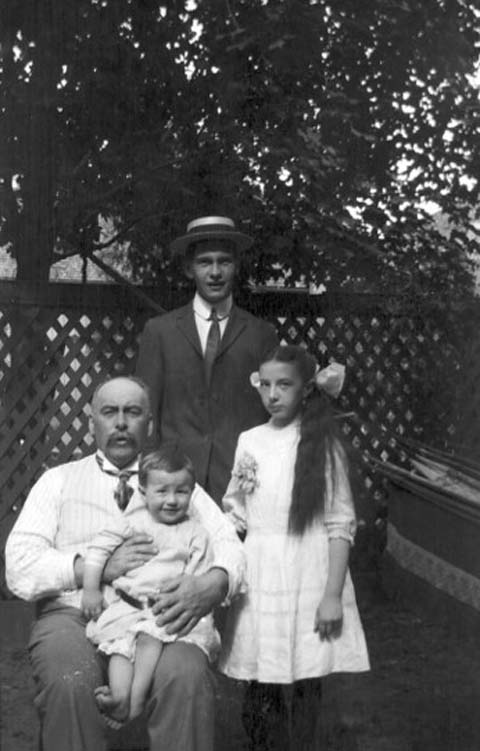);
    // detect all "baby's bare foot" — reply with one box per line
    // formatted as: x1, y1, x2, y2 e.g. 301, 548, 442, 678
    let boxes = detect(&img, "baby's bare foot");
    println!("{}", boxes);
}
95, 685, 129, 729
